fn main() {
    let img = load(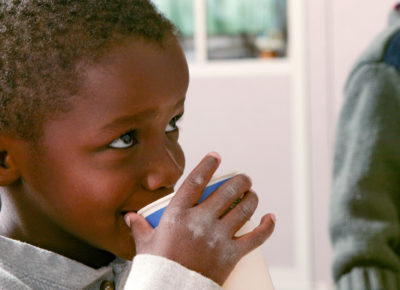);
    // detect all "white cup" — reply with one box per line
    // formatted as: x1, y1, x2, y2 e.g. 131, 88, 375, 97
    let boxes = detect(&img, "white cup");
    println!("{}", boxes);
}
136, 172, 275, 290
